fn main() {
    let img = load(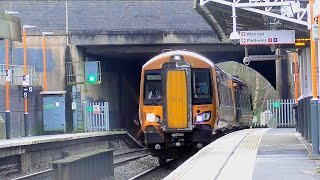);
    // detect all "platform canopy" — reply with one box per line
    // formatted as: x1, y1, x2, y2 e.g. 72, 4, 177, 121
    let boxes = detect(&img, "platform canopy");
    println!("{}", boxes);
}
0, 12, 22, 42
195, 0, 309, 42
